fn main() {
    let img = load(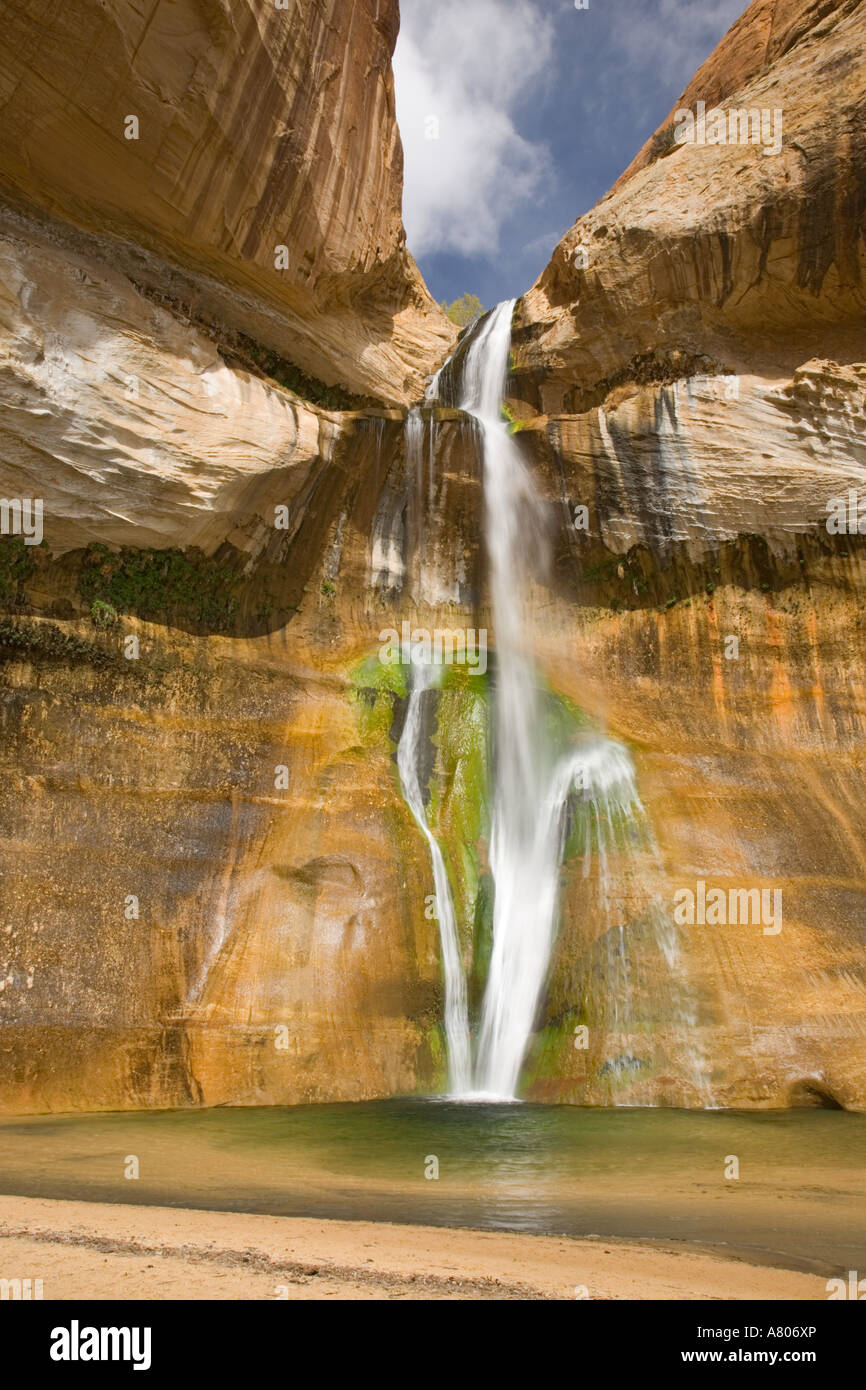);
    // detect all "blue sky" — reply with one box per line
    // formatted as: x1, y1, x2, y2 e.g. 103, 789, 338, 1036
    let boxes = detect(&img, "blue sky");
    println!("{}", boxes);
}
394, 0, 744, 308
